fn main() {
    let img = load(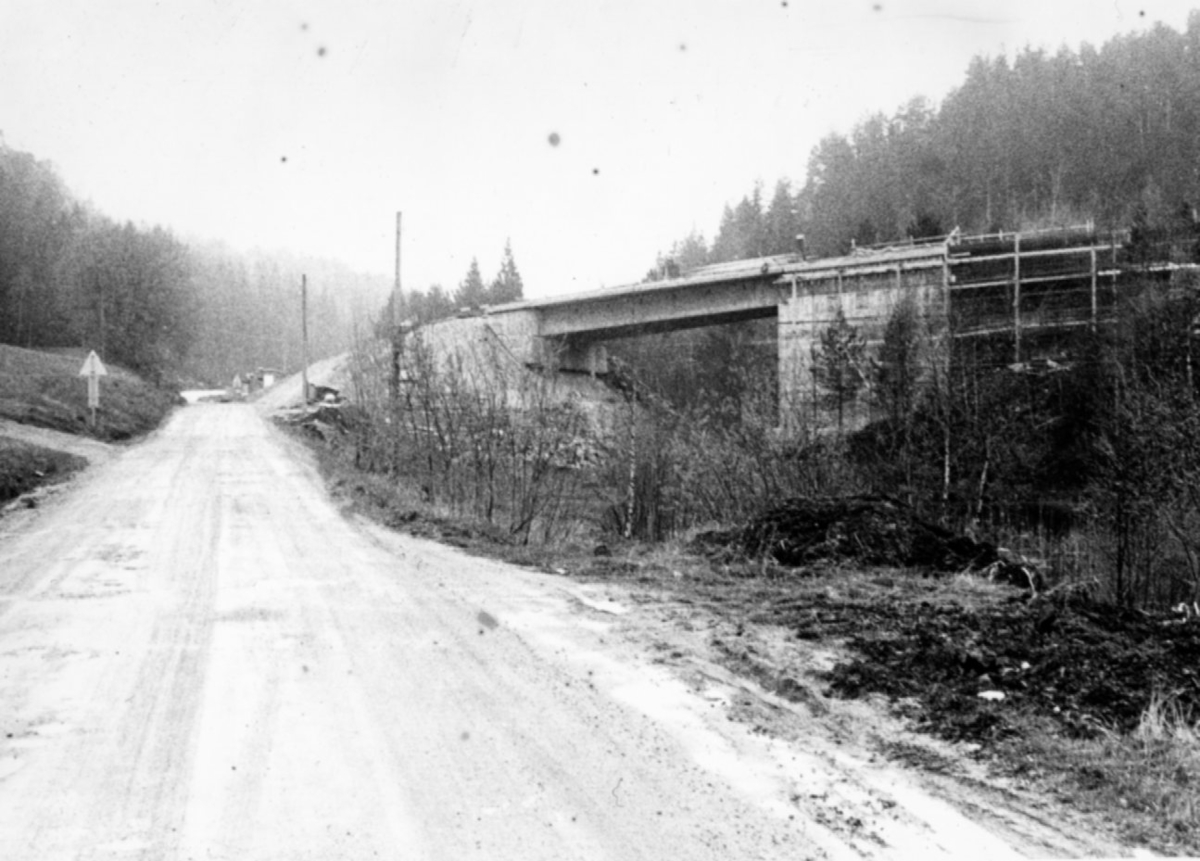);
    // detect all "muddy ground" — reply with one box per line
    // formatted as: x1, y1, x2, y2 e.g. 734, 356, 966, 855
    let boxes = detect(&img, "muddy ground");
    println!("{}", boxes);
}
819, 590, 1200, 742
694, 496, 1200, 747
